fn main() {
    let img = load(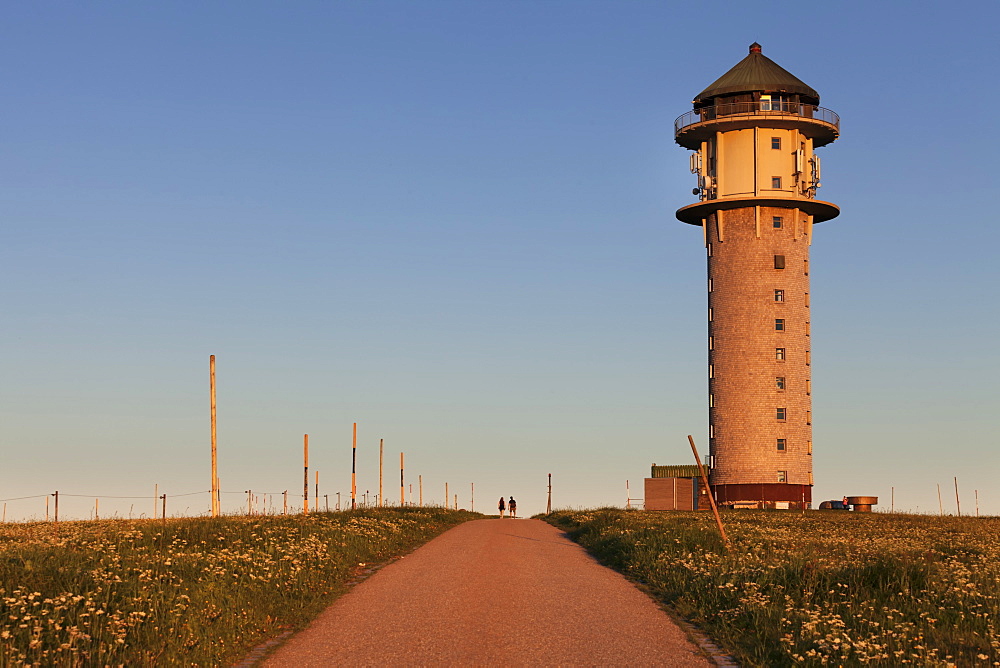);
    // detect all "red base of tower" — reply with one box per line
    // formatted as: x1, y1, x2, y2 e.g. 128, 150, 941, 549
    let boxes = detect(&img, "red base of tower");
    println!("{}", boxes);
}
712, 483, 811, 509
